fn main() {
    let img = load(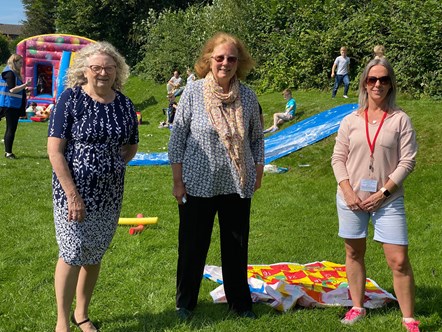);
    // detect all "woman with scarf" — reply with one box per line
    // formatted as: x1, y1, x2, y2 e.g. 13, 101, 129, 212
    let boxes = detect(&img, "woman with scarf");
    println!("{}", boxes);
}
168, 32, 264, 321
